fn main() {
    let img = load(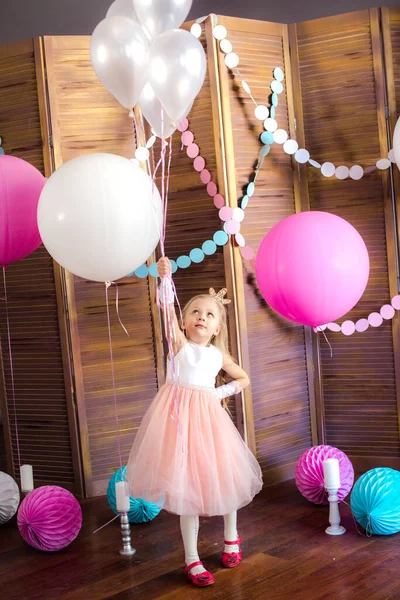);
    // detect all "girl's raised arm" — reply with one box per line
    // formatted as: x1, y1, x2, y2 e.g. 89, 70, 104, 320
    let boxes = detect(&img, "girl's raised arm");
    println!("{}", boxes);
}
157, 257, 186, 355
